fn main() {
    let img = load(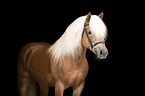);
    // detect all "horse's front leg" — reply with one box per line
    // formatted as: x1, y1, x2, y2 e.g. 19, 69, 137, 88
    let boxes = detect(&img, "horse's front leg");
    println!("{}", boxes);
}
73, 81, 85, 96
55, 82, 64, 96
